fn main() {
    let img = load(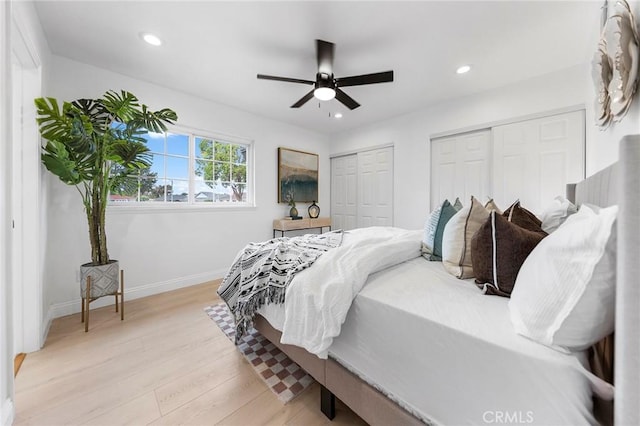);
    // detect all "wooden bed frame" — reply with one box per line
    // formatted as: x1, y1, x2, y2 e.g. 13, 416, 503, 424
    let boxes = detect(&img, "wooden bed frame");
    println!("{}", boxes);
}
255, 135, 640, 425
254, 315, 422, 425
